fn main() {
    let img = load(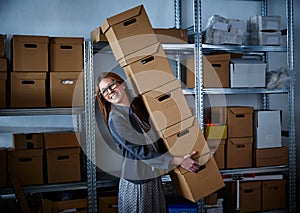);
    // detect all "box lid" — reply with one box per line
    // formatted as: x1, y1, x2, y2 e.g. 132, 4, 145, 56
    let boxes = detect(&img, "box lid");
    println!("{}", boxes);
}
11, 72, 47, 80
143, 79, 181, 98
50, 37, 84, 44
204, 54, 231, 62
161, 116, 196, 139
44, 132, 80, 149
228, 137, 253, 145
228, 106, 254, 115
8, 149, 43, 157
255, 146, 288, 159
231, 58, 266, 65
240, 181, 261, 191
12, 35, 49, 43
101, 5, 144, 33
50, 72, 83, 80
